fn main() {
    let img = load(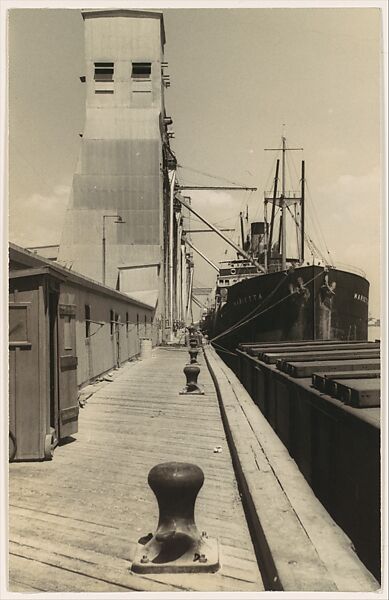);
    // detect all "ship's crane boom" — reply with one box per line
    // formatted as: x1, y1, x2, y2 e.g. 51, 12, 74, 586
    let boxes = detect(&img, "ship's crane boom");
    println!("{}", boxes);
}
178, 185, 257, 191
183, 237, 219, 272
187, 228, 235, 233
177, 195, 266, 273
